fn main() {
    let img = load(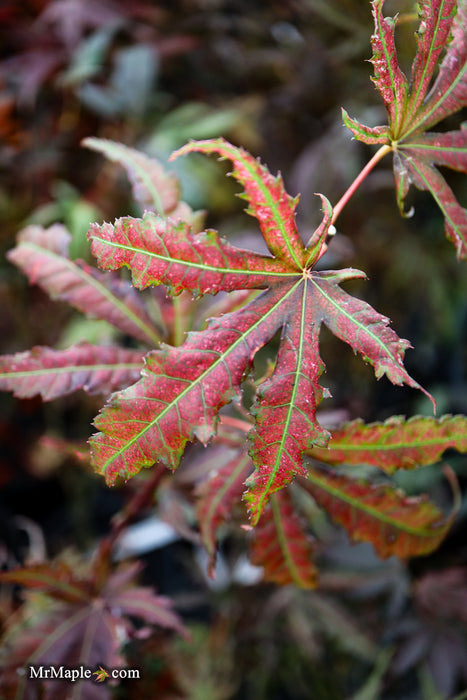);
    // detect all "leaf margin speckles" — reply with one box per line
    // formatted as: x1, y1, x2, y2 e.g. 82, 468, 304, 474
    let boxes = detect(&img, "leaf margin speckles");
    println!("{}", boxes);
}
370, 0, 409, 138
341, 108, 391, 145
310, 271, 435, 406
245, 281, 330, 525
89, 284, 299, 485
309, 414, 467, 472
171, 138, 307, 268
88, 212, 297, 298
